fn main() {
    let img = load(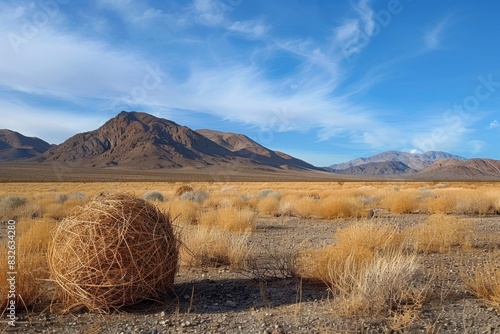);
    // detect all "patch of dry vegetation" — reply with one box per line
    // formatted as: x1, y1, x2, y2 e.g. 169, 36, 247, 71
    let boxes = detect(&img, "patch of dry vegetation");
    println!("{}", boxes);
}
299, 223, 422, 317
180, 226, 251, 268
464, 251, 500, 309
405, 215, 472, 253
198, 207, 257, 232
0, 219, 55, 310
